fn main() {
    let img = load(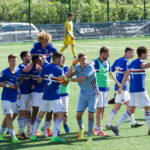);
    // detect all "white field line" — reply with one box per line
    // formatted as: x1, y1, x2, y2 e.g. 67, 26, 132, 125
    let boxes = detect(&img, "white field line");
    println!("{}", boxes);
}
0, 39, 150, 48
